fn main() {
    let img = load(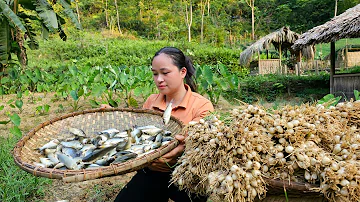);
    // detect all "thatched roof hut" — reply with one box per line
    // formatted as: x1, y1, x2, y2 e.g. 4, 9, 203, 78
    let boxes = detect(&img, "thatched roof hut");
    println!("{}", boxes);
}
292, 4, 360, 96
240, 26, 311, 66
293, 4, 360, 50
